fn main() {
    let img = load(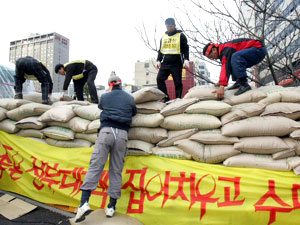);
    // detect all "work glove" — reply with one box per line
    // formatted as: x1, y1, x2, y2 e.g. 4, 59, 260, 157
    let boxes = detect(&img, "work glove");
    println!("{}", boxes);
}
156, 61, 161, 69
60, 90, 68, 101
183, 60, 189, 69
